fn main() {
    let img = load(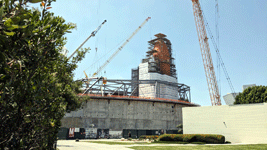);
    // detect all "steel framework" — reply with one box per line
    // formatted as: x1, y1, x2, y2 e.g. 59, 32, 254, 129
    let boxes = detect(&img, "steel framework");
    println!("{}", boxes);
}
79, 78, 191, 102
